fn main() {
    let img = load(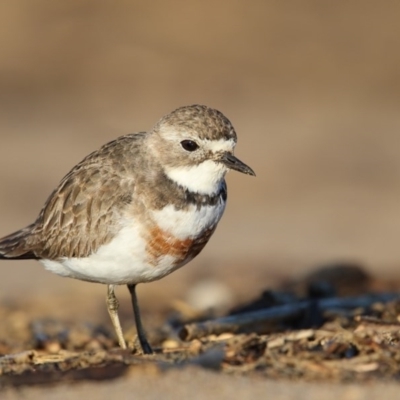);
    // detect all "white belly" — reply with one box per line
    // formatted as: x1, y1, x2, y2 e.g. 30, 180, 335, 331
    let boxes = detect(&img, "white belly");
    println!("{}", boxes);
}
41, 200, 226, 285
